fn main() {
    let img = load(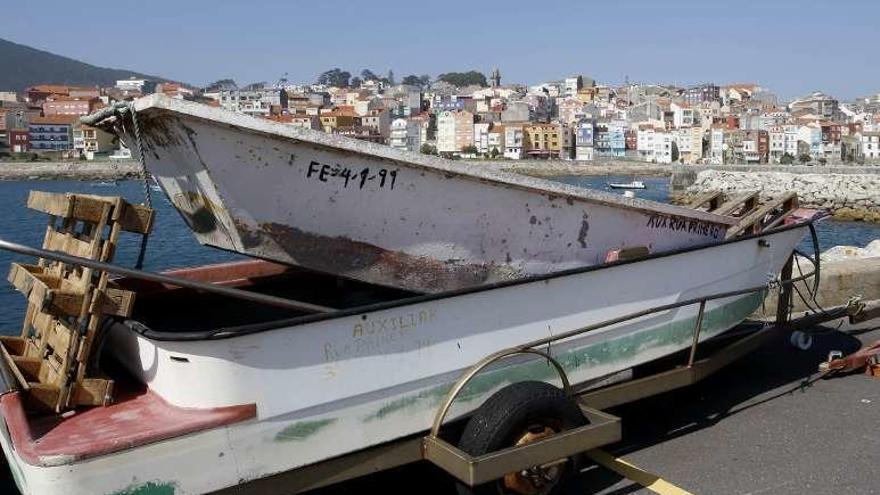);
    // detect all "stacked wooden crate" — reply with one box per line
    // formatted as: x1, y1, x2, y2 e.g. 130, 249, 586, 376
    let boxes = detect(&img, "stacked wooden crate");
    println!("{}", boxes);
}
0, 191, 154, 412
